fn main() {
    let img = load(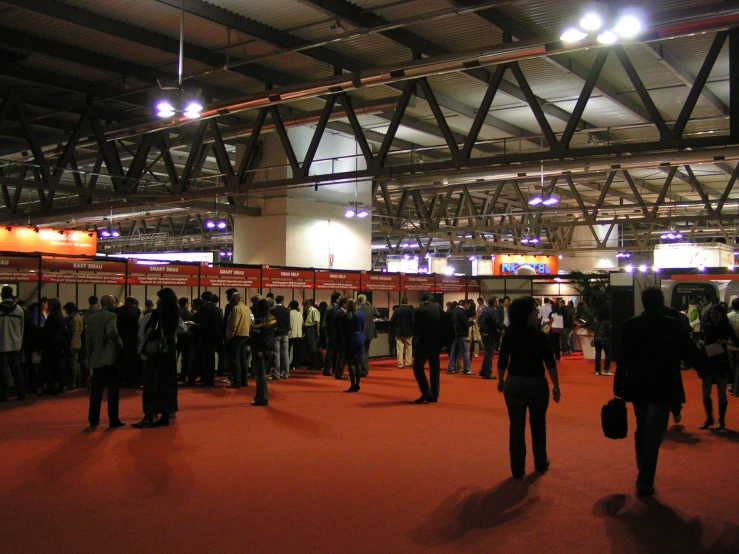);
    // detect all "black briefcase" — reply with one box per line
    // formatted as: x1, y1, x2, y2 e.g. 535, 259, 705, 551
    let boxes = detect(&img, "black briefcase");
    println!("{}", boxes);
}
601, 398, 628, 439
